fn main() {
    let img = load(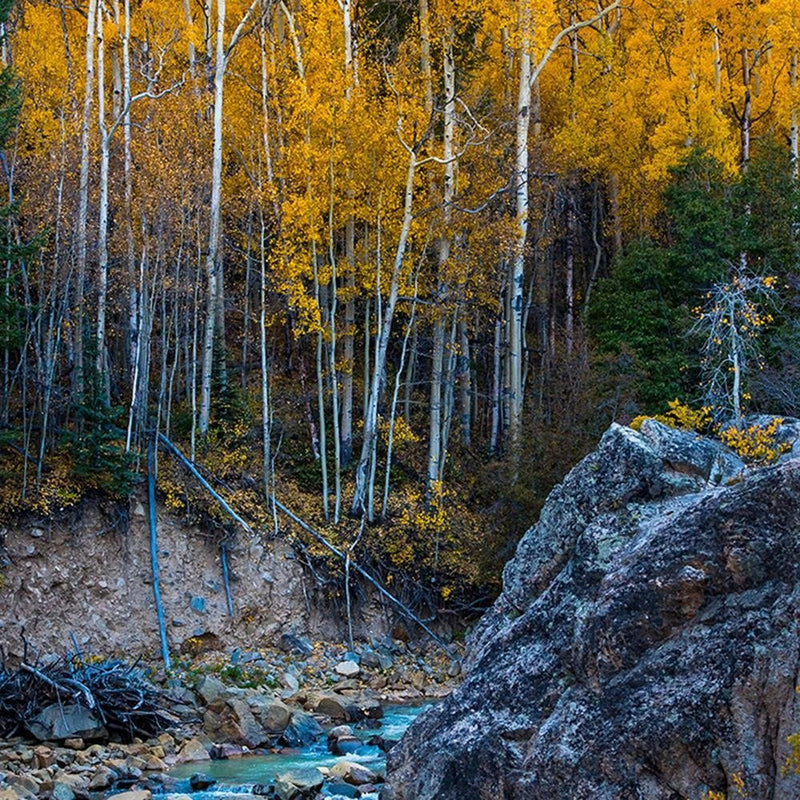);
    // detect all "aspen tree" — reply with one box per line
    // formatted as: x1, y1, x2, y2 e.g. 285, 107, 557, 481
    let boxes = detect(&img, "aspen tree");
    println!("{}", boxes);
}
75, 0, 98, 400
